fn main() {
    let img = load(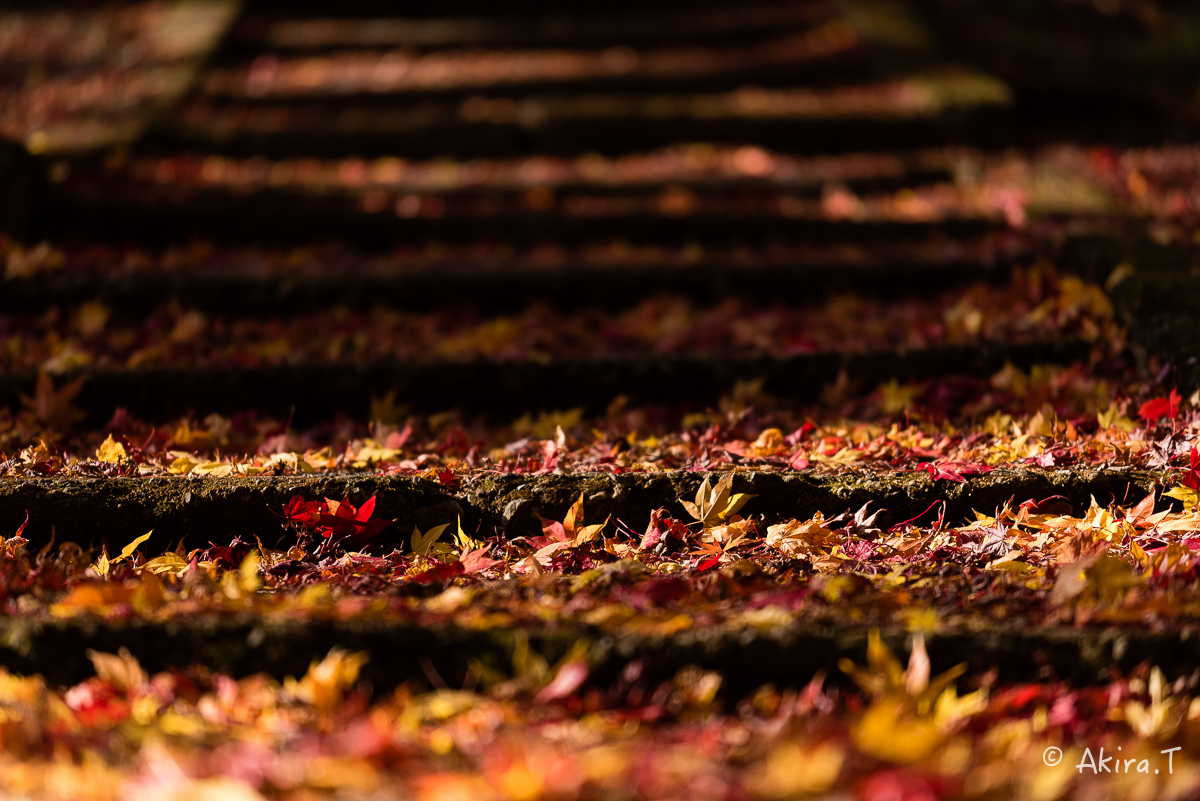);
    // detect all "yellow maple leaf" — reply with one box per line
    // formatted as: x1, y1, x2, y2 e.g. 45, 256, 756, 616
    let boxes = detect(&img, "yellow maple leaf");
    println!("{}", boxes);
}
842, 632, 983, 763
86, 647, 147, 692
1098, 403, 1136, 432
1050, 553, 1142, 607
680, 474, 754, 528
532, 496, 610, 565
369, 390, 407, 426
840, 631, 966, 708
117, 531, 153, 563
454, 515, 482, 551
92, 530, 153, 578
192, 461, 234, 477
96, 434, 126, 464
239, 550, 262, 594
142, 552, 189, 577
412, 523, 451, 556
852, 698, 944, 763
563, 494, 607, 544
166, 453, 200, 475
750, 740, 844, 797
1165, 485, 1200, 513
1125, 667, 1184, 738
93, 550, 111, 579
284, 648, 369, 715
